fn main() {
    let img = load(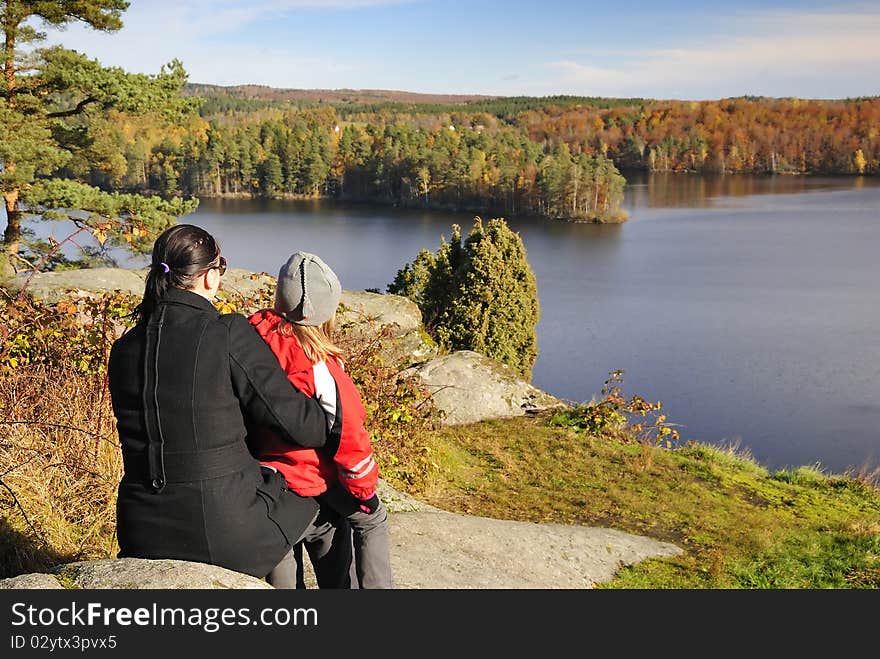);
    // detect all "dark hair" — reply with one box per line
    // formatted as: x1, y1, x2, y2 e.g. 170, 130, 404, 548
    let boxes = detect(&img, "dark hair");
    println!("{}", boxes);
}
135, 224, 221, 322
